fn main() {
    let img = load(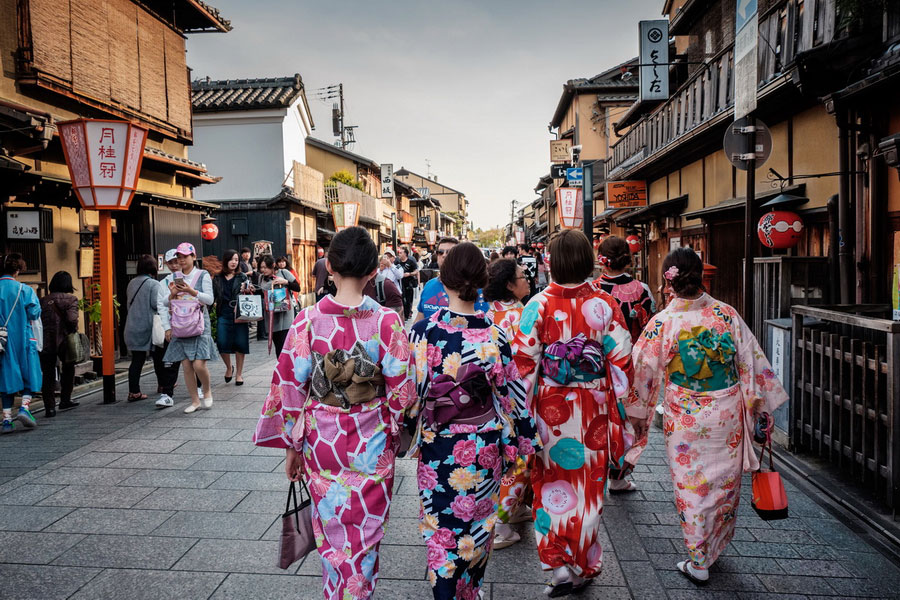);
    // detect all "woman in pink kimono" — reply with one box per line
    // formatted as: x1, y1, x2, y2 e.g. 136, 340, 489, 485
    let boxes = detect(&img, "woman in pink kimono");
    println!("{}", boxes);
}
630, 248, 788, 585
254, 227, 415, 600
